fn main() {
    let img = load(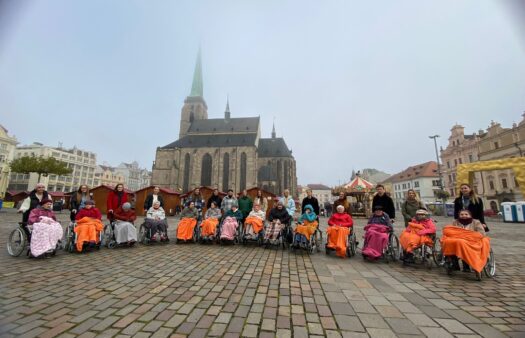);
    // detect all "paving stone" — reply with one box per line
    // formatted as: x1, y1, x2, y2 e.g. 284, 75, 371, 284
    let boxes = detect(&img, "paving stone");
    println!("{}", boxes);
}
419, 327, 454, 338
334, 315, 365, 332
356, 313, 389, 329
385, 318, 422, 335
